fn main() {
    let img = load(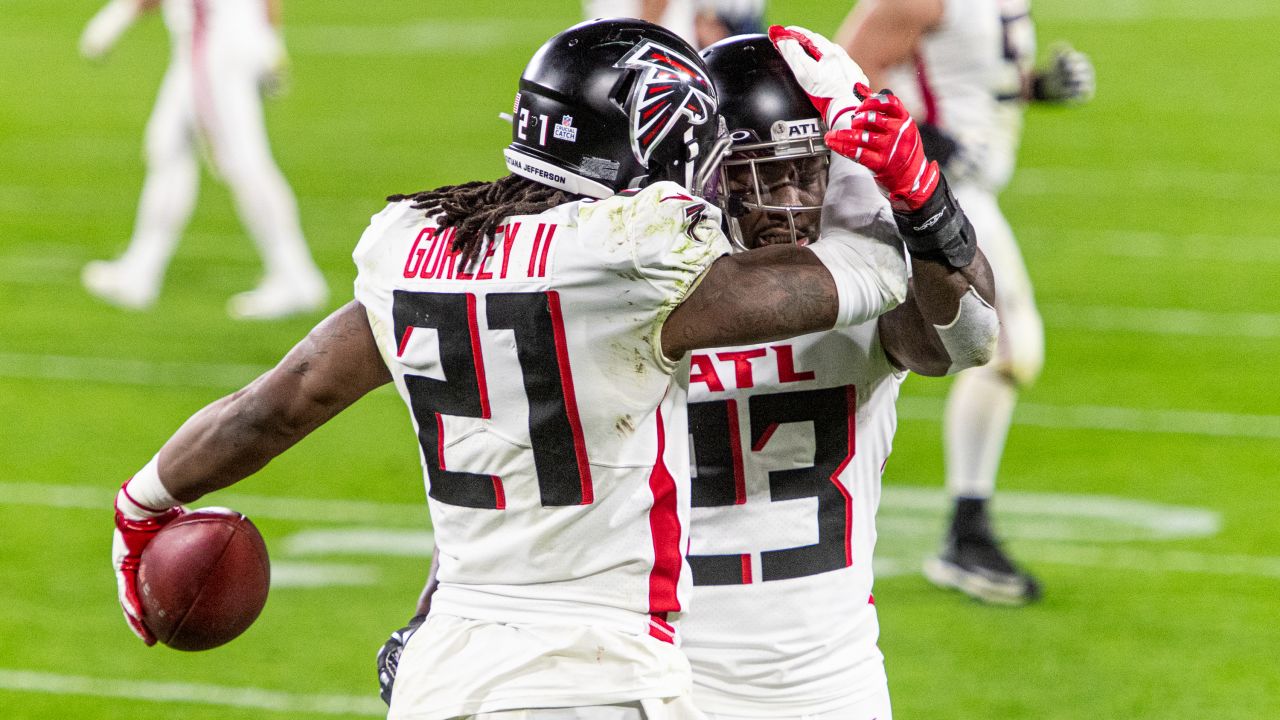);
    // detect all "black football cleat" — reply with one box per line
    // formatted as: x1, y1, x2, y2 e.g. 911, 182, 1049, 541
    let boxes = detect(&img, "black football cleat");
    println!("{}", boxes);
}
923, 497, 1042, 605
